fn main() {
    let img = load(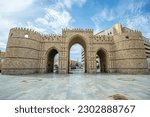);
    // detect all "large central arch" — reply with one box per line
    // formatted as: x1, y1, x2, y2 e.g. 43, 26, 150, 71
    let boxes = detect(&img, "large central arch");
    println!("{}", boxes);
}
68, 34, 87, 73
